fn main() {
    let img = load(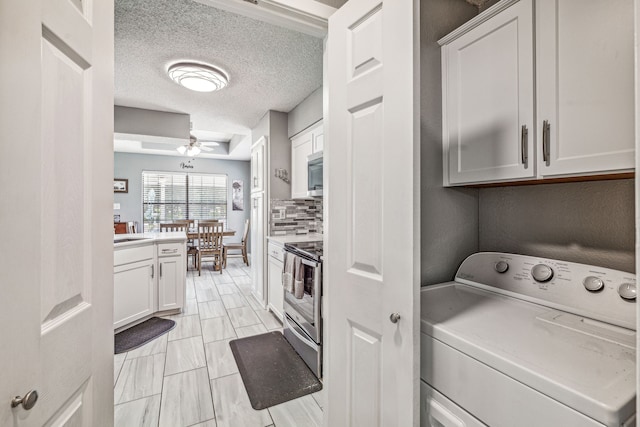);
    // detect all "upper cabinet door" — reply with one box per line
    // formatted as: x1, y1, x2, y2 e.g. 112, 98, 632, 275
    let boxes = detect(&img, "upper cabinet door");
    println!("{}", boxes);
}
251, 137, 266, 193
291, 130, 314, 199
442, 0, 535, 186
313, 123, 324, 152
536, 0, 635, 178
